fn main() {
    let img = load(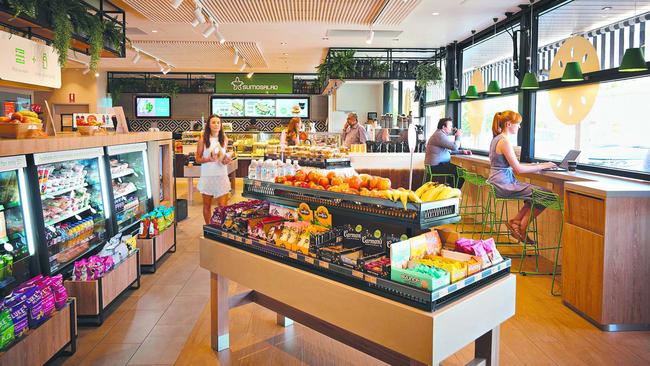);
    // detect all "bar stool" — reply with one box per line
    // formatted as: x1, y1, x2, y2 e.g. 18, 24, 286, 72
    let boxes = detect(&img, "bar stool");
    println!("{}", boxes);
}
518, 188, 564, 296
484, 183, 527, 245
457, 169, 489, 234
422, 165, 456, 188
